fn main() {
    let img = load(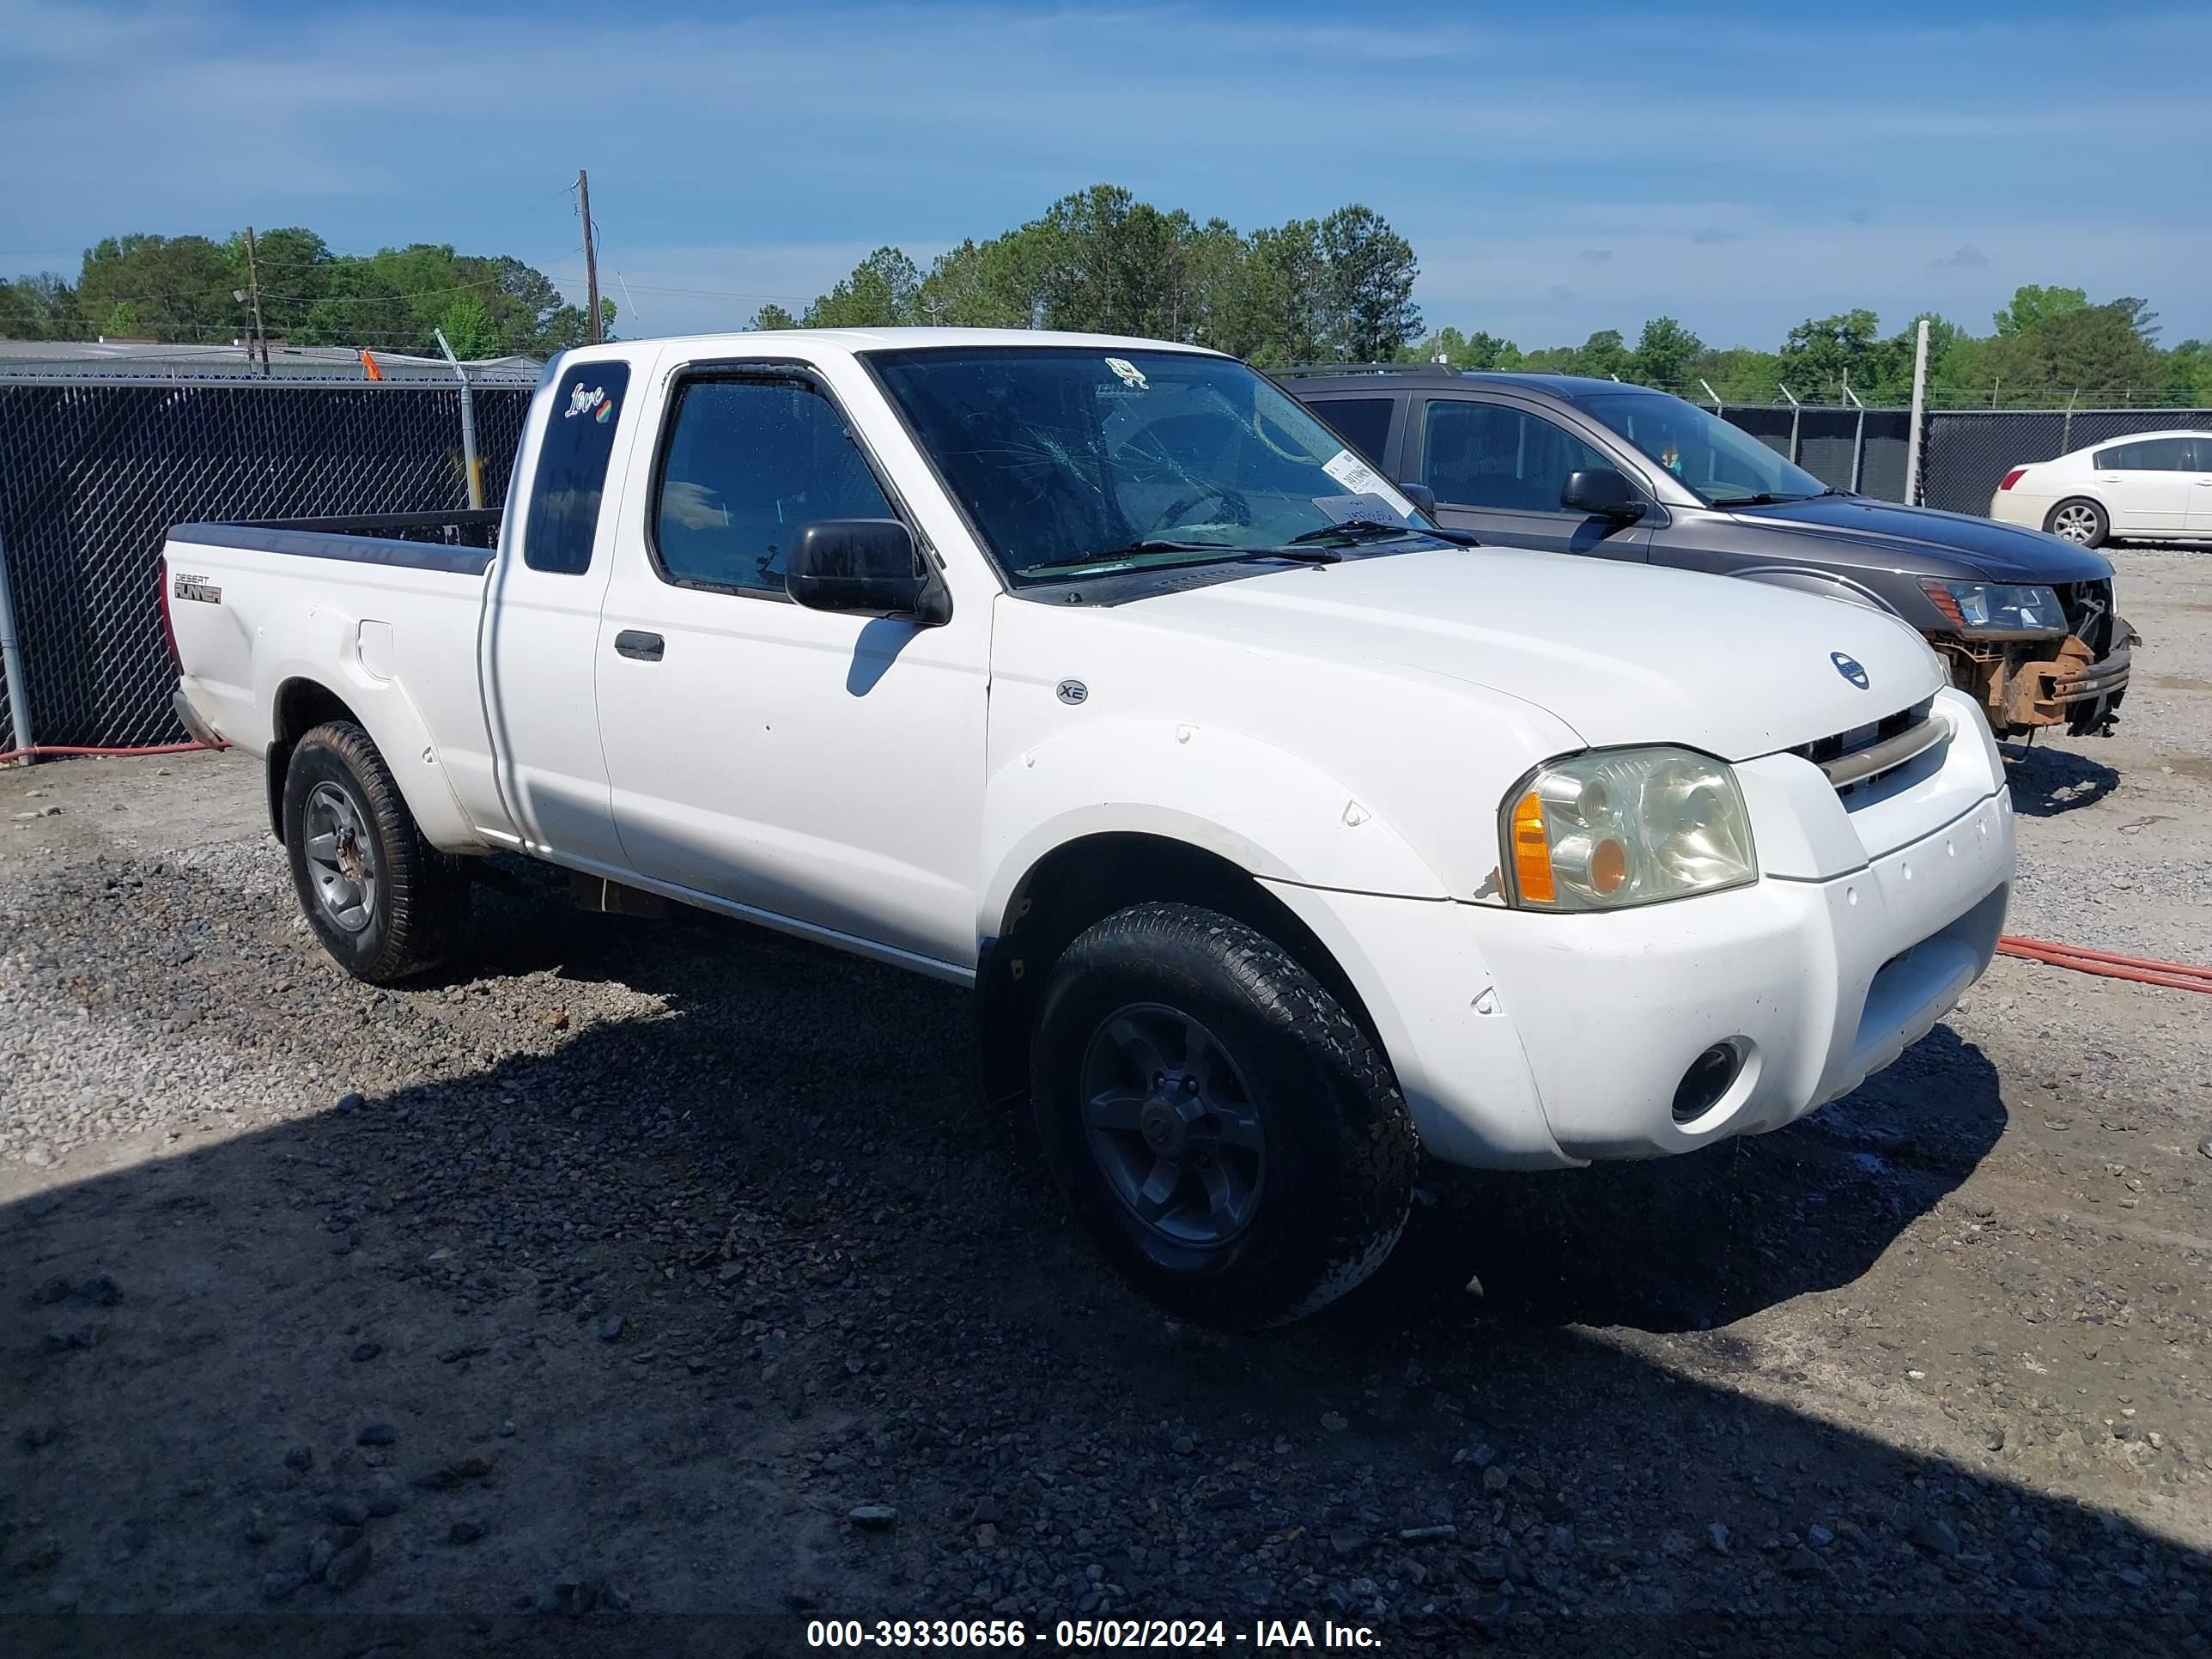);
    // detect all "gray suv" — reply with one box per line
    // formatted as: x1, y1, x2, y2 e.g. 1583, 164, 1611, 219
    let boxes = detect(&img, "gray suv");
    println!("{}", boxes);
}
1282, 367, 2131, 738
